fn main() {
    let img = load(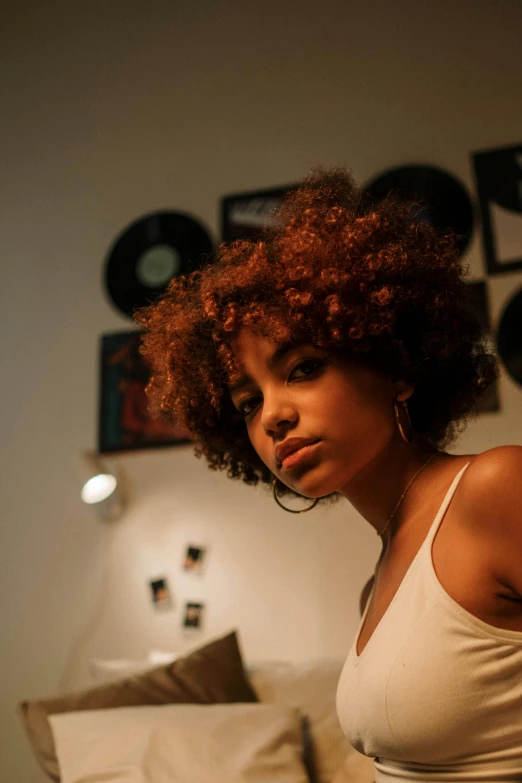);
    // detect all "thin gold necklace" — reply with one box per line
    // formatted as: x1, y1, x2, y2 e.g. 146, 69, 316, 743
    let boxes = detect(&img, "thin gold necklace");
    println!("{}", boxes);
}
377, 453, 437, 537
